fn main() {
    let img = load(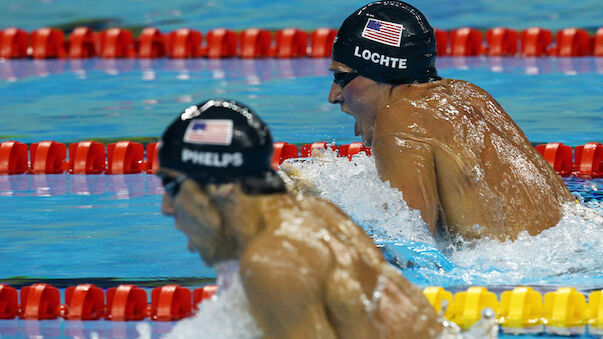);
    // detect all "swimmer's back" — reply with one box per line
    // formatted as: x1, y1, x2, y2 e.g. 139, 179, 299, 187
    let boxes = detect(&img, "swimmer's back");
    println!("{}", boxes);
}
377, 79, 573, 240
243, 194, 441, 338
